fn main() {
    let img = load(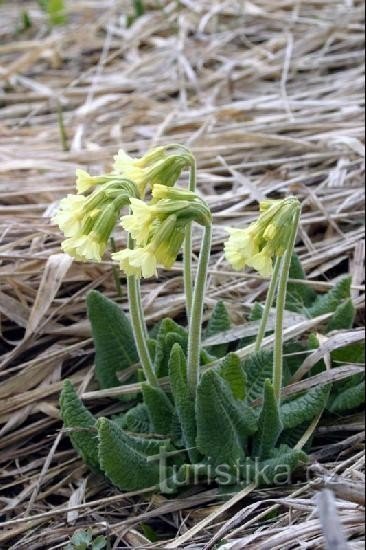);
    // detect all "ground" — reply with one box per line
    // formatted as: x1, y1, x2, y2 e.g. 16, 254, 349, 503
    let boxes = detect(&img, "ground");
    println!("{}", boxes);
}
0, 1, 365, 548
